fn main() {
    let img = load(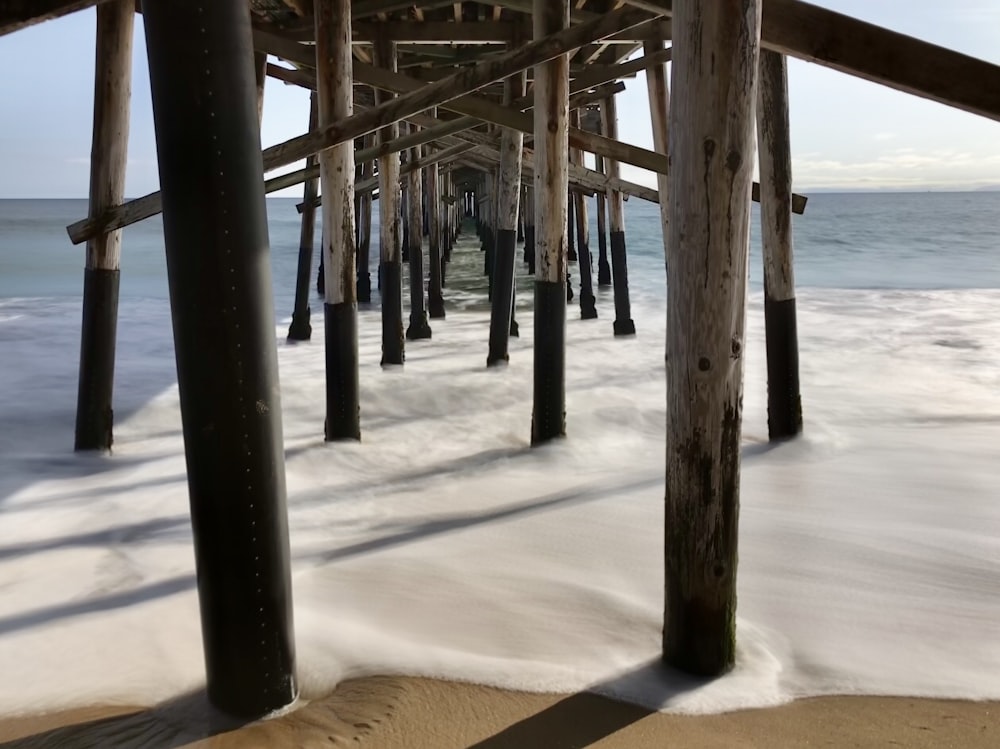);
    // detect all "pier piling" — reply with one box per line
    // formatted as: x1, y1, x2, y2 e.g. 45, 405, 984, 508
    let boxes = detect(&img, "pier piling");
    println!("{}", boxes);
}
757, 50, 803, 440
287, 93, 319, 342
487, 69, 526, 367
141, 0, 297, 717
74, 0, 132, 452
530, 0, 569, 445
317, 0, 361, 441
600, 94, 635, 336
664, 0, 761, 677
